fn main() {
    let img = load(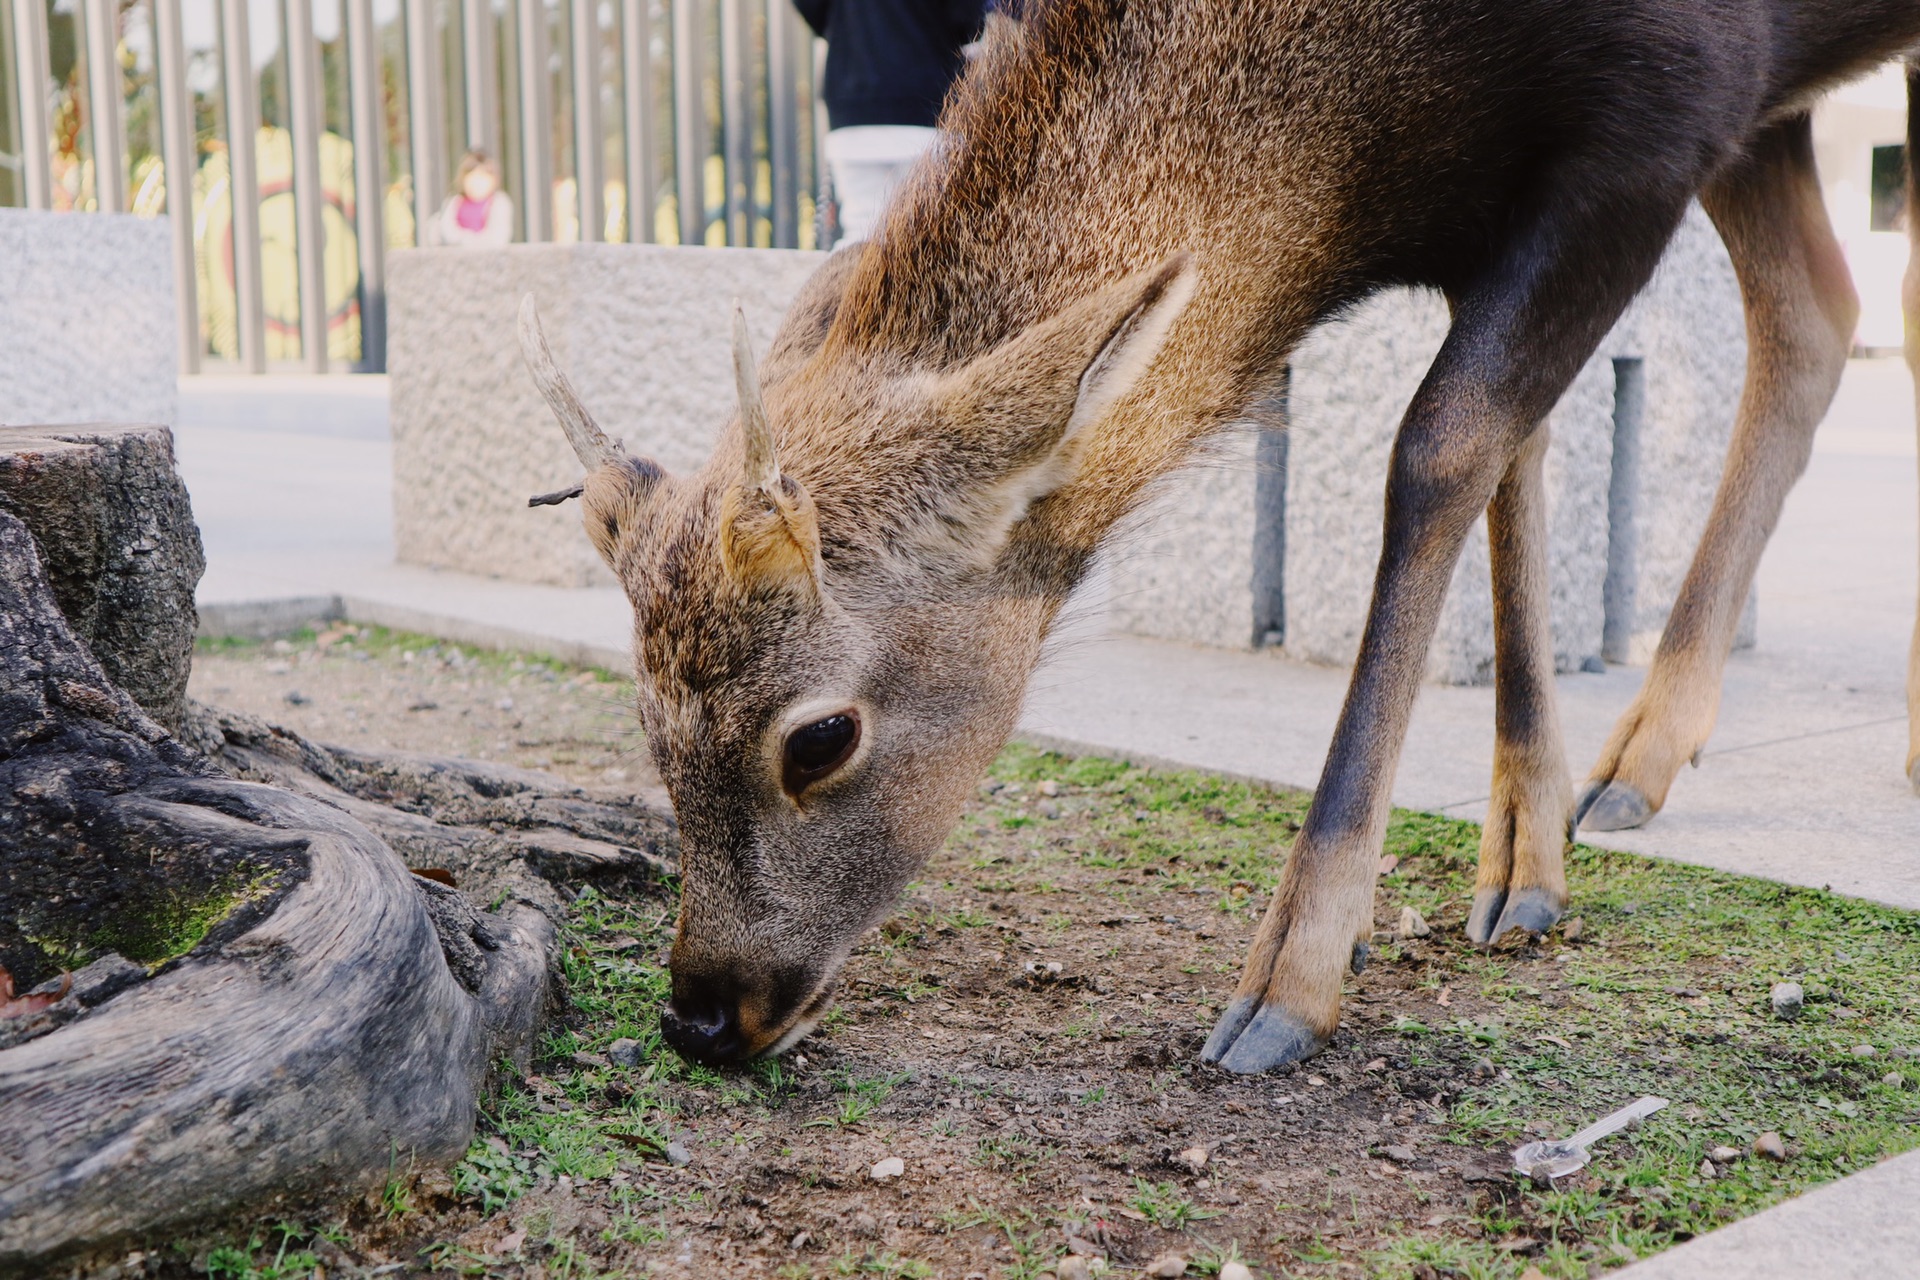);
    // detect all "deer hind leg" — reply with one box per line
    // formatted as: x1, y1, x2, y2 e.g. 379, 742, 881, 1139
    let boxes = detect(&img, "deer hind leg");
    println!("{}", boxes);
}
1465, 424, 1573, 946
1905, 63, 1920, 795
1577, 114, 1858, 832
1202, 174, 1691, 1073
